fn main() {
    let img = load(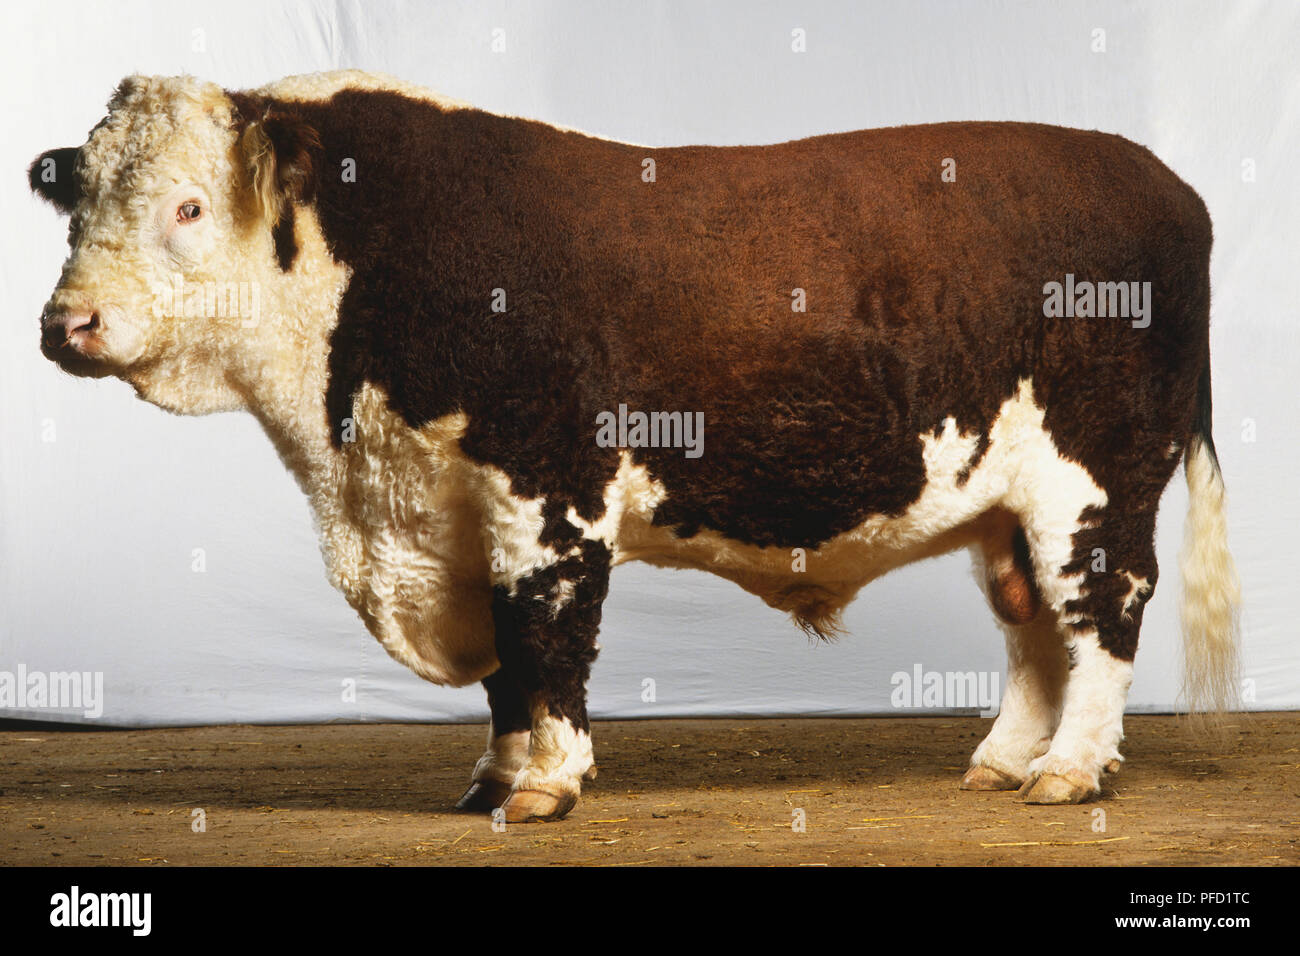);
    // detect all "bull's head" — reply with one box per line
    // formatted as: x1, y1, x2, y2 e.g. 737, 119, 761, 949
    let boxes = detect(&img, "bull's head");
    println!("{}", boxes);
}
29, 74, 325, 413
